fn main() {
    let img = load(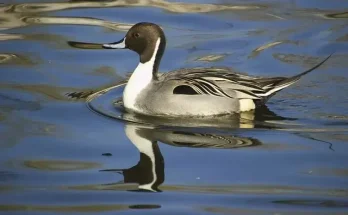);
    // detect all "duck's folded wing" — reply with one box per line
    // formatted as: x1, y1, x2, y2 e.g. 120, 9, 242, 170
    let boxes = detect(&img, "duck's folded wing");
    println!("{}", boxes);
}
169, 69, 285, 100
168, 54, 332, 100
